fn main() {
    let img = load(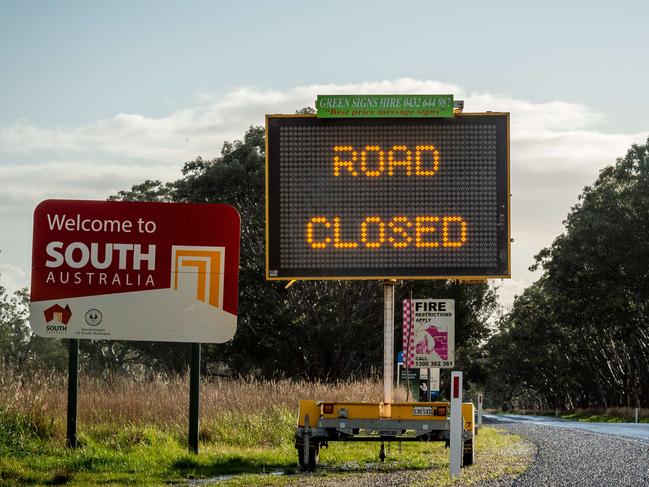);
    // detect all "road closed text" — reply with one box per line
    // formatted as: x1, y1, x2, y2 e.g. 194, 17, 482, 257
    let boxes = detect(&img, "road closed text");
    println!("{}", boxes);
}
306, 215, 468, 250
305, 145, 467, 250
